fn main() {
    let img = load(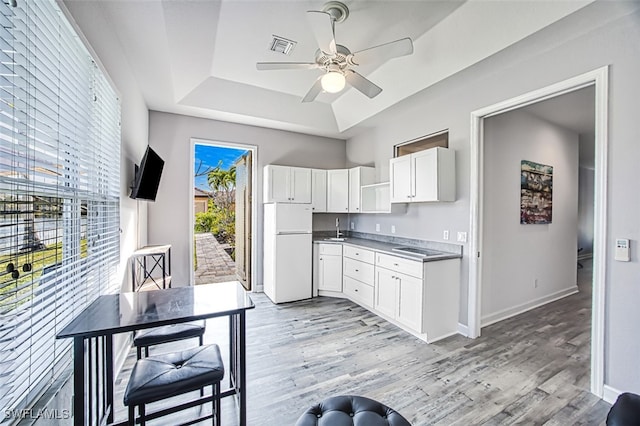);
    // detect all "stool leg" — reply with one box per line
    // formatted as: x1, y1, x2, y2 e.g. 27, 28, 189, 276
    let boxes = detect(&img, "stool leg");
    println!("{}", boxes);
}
213, 382, 221, 426
139, 404, 145, 426
144, 346, 149, 357
200, 335, 205, 397
136, 346, 142, 360
128, 405, 135, 425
